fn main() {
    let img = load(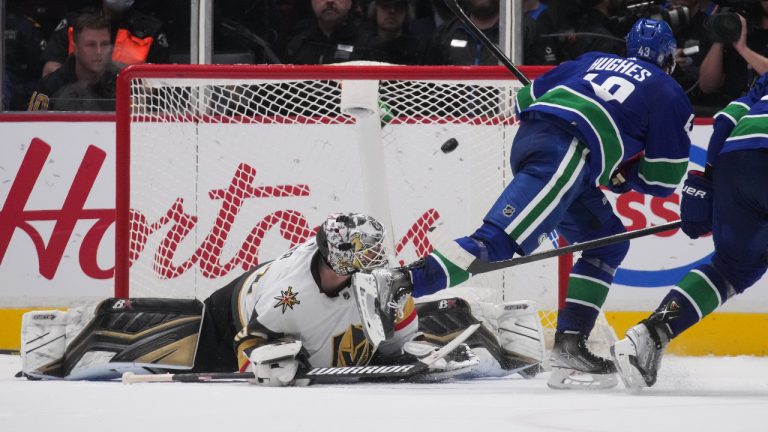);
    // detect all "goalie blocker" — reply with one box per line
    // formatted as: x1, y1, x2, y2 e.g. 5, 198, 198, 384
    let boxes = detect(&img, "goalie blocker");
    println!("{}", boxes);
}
20, 296, 543, 382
